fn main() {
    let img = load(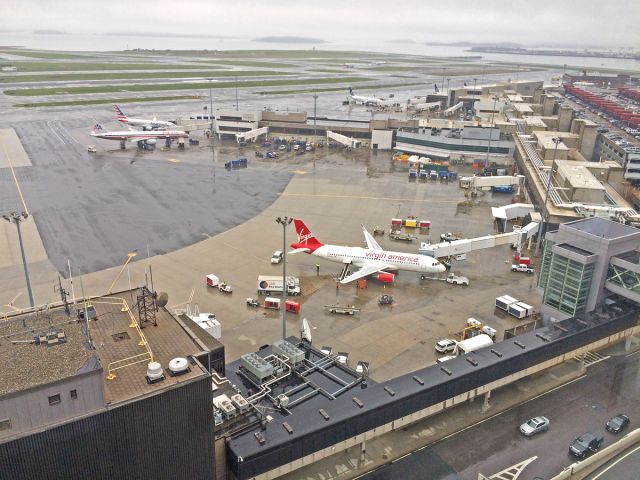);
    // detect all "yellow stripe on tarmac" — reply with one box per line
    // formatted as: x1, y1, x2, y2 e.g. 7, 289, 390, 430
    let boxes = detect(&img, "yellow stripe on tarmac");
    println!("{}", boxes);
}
0, 138, 29, 214
167, 158, 181, 163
